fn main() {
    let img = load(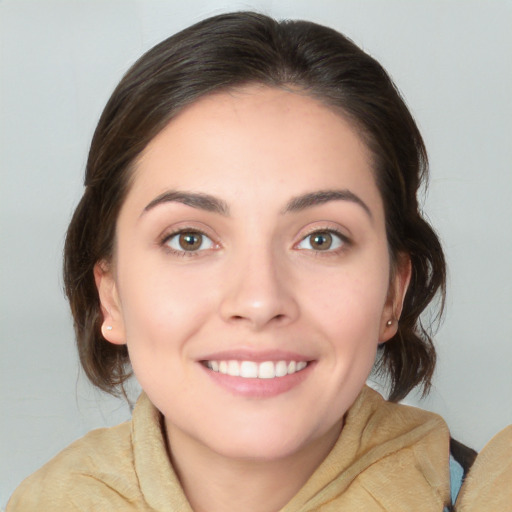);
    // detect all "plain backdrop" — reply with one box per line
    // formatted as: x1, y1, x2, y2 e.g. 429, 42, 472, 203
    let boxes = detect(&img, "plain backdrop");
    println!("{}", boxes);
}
1, 0, 511, 506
